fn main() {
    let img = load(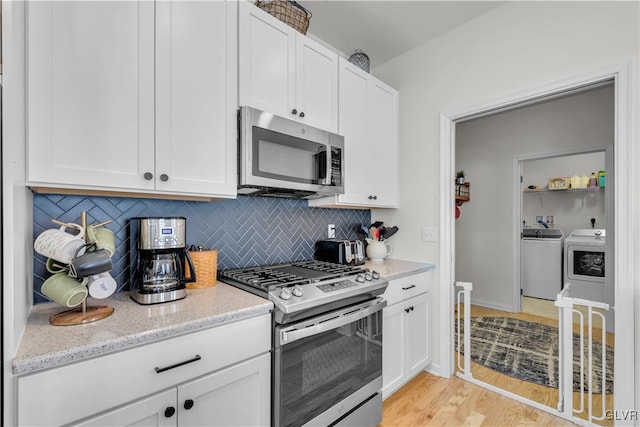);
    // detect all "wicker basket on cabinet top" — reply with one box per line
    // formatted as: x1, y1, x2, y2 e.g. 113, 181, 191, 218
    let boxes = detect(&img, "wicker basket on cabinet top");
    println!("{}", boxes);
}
255, 0, 312, 34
